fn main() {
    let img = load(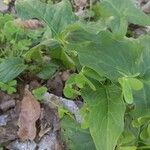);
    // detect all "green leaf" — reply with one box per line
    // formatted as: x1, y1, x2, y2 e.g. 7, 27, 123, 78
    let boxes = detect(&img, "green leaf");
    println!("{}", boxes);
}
75, 73, 96, 90
131, 84, 150, 119
37, 63, 58, 80
82, 66, 105, 82
119, 77, 143, 104
63, 85, 74, 98
82, 84, 125, 150
119, 78, 133, 104
118, 115, 139, 146
16, 0, 75, 36
140, 123, 150, 144
0, 80, 17, 94
66, 30, 143, 81
61, 116, 96, 150
117, 146, 137, 150
32, 86, 47, 101
0, 57, 26, 83
100, 0, 150, 37
128, 78, 143, 91
24, 47, 43, 62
